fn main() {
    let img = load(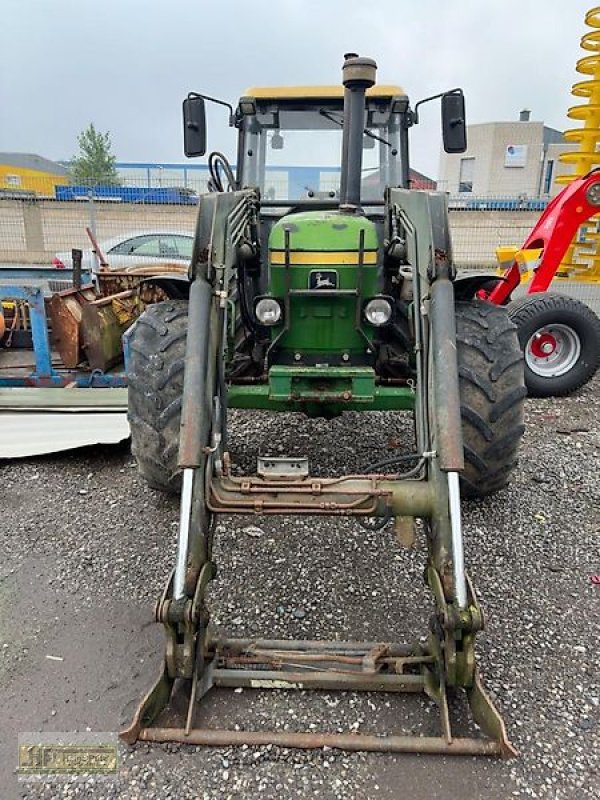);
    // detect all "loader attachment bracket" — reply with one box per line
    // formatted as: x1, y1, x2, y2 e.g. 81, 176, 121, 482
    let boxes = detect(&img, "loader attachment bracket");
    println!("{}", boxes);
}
121, 562, 516, 758
121, 633, 516, 757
